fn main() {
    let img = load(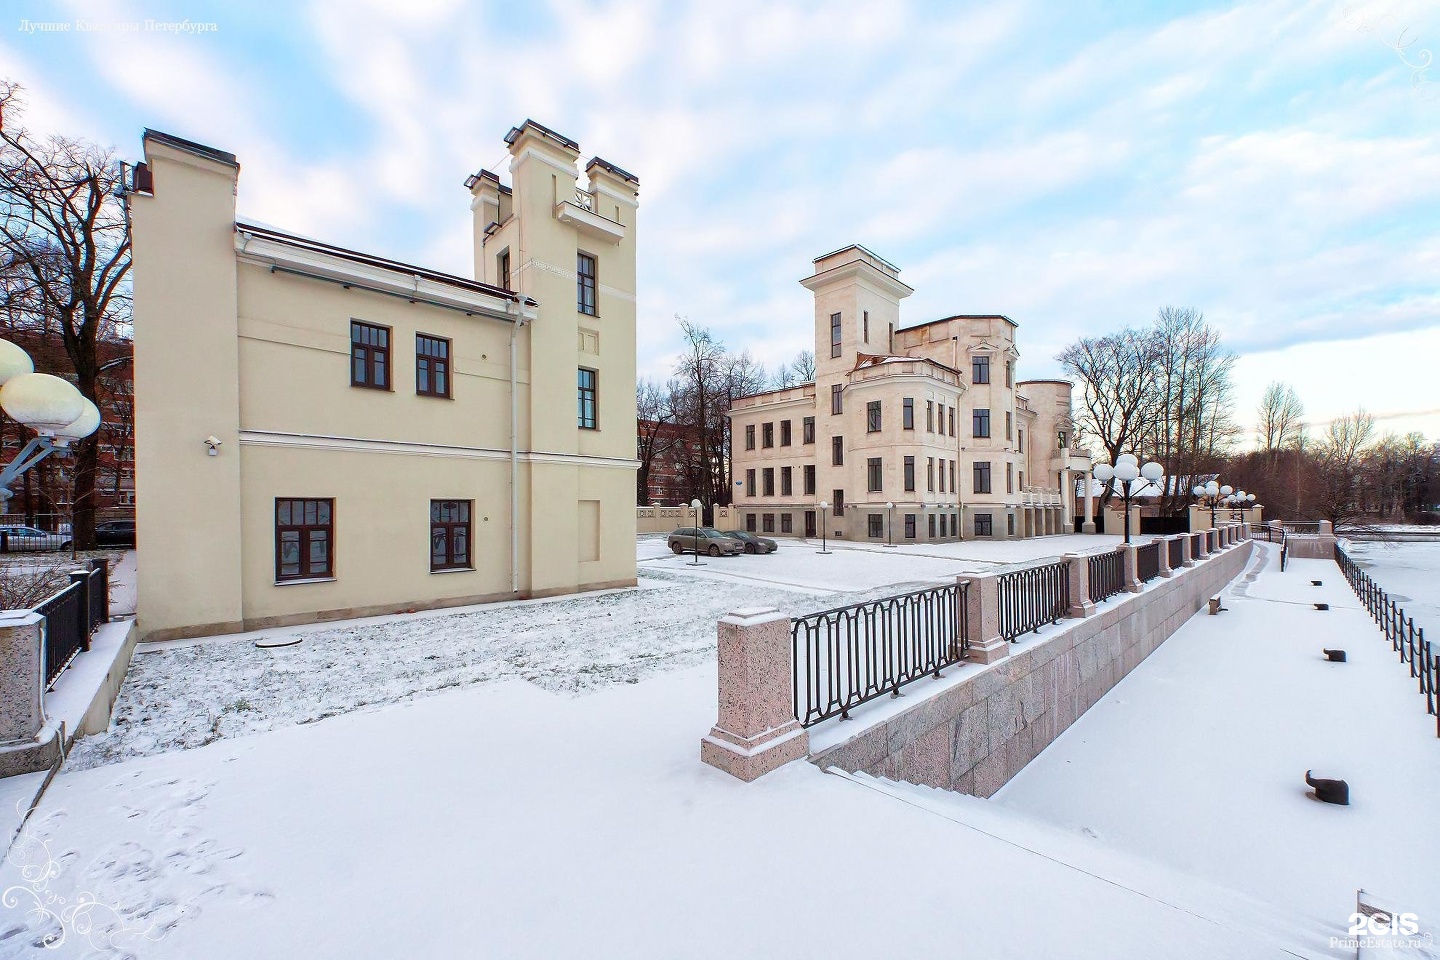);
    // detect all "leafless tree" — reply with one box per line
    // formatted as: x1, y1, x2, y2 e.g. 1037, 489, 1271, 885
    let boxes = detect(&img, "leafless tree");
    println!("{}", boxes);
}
1, 80, 131, 549
1312, 409, 1376, 526
635, 378, 676, 504
1057, 327, 1158, 503
1255, 381, 1305, 457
